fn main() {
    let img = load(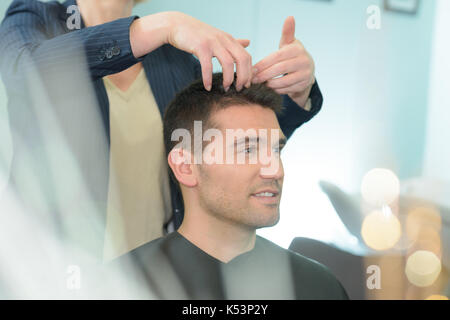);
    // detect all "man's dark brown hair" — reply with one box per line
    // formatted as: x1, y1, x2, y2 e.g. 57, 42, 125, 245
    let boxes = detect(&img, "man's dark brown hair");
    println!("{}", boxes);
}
164, 72, 283, 154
